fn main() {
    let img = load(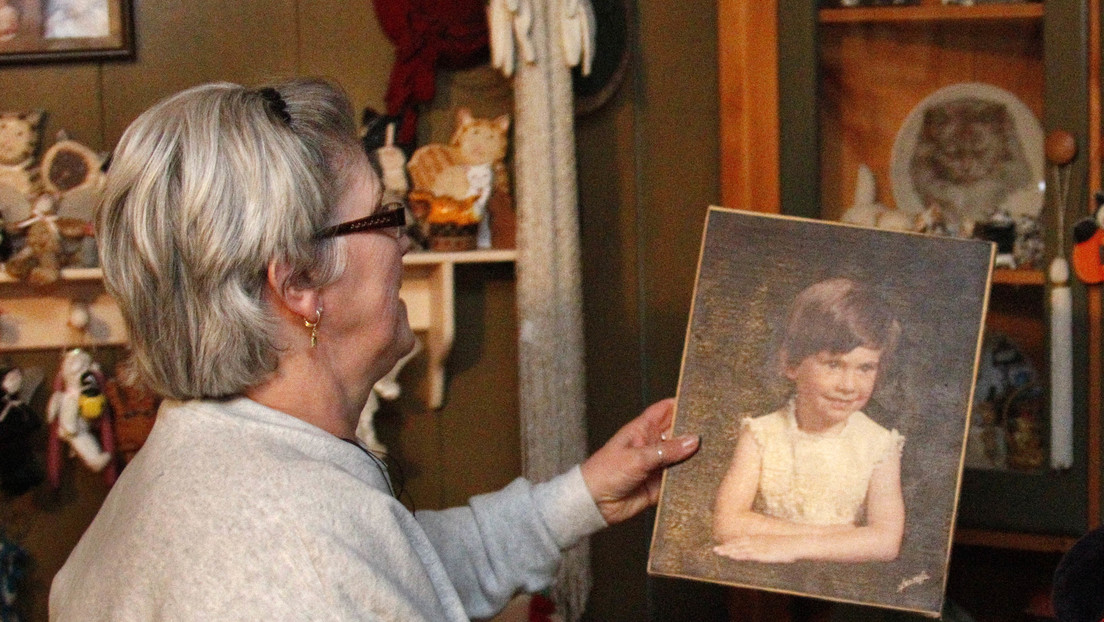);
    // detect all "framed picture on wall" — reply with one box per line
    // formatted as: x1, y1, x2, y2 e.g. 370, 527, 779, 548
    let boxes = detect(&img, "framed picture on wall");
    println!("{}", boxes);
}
648, 207, 994, 616
0, 0, 134, 64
